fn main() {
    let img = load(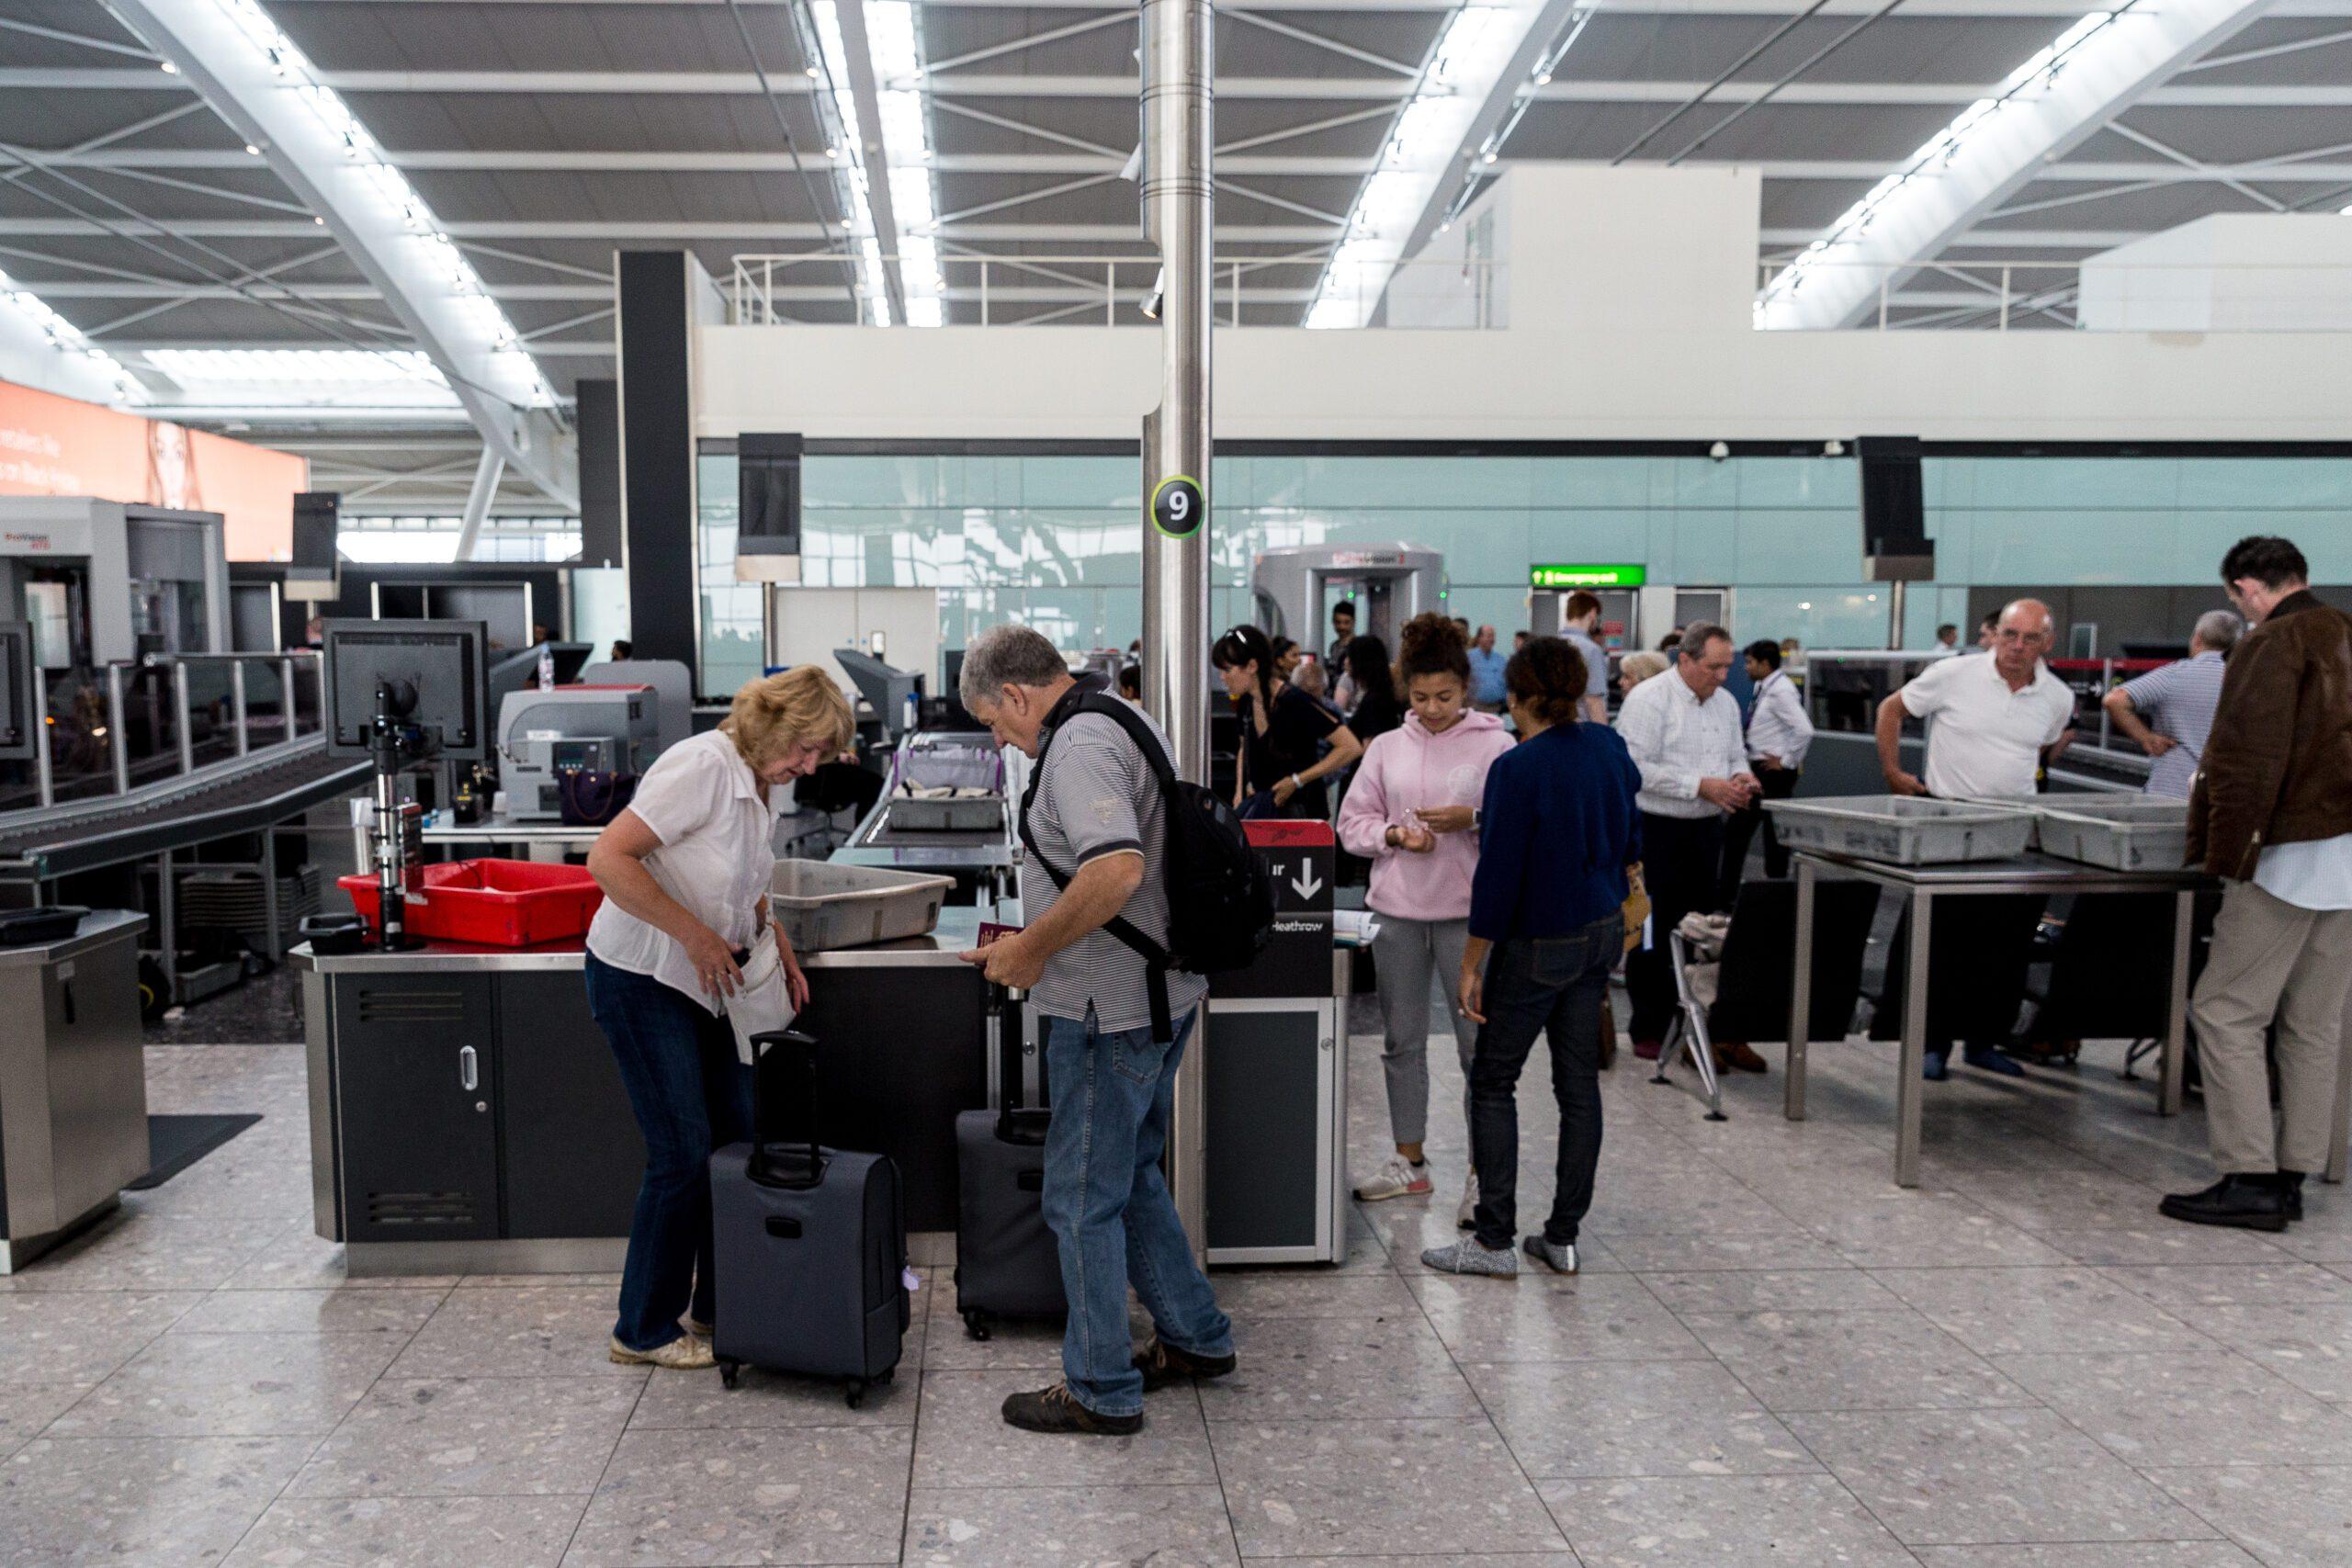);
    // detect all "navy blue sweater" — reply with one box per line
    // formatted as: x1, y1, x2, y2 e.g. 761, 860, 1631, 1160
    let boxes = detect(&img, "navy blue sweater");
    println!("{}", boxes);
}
1468, 722, 1645, 943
